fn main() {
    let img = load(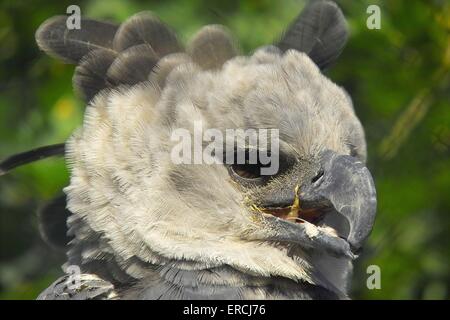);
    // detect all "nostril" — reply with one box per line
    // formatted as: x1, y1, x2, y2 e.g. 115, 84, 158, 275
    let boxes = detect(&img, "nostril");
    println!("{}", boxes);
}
311, 169, 324, 184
